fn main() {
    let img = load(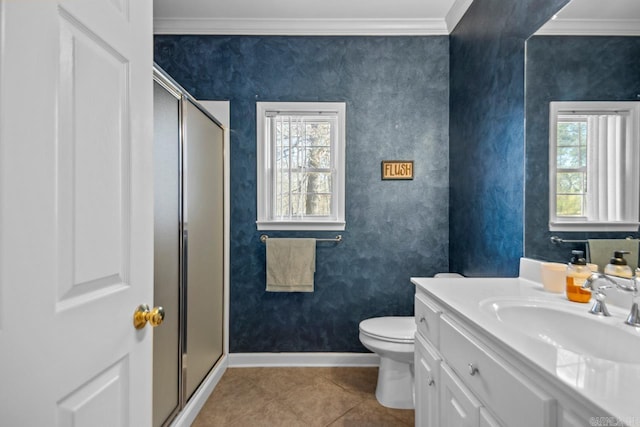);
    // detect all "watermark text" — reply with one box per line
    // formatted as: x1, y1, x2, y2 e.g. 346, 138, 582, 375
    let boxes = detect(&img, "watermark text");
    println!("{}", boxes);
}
590, 416, 640, 426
